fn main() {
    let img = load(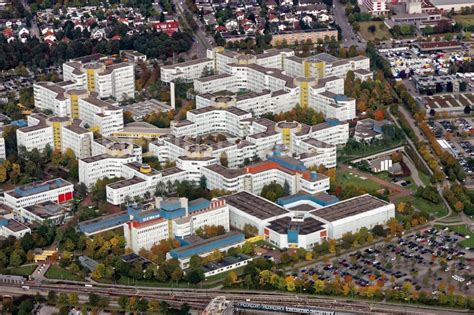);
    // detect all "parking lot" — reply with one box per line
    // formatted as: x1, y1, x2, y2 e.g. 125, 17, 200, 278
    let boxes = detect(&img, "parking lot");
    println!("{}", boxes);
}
429, 118, 474, 174
297, 227, 473, 295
